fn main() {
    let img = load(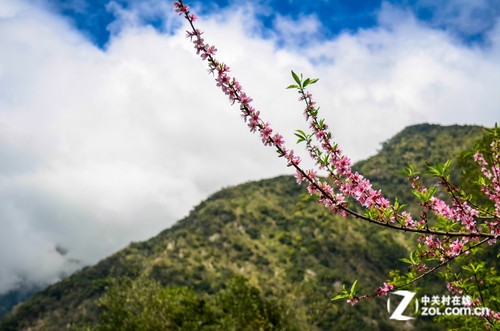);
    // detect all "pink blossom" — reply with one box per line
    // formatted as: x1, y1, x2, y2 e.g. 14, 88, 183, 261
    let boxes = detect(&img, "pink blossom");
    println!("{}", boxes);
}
376, 282, 394, 297
247, 109, 260, 132
260, 122, 273, 146
286, 150, 301, 166
429, 197, 454, 219
174, 2, 189, 14
318, 181, 334, 196
347, 297, 360, 305
334, 156, 351, 176
232, 79, 242, 92
307, 183, 317, 195
305, 169, 317, 181
401, 211, 416, 228
446, 282, 463, 295
314, 130, 324, 140
295, 170, 305, 185
206, 45, 217, 56
449, 239, 463, 256
425, 235, 435, 248
186, 29, 202, 39
239, 93, 252, 105
273, 134, 285, 148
